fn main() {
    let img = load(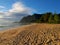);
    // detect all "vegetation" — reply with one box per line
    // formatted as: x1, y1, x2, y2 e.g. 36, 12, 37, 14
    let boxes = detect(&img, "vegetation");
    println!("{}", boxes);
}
20, 12, 60, 24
